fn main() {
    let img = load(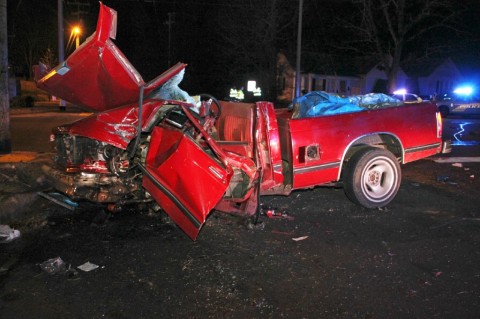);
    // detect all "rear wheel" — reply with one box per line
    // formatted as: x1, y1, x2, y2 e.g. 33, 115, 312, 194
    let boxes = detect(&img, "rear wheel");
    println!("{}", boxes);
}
344, 147, 401, 208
